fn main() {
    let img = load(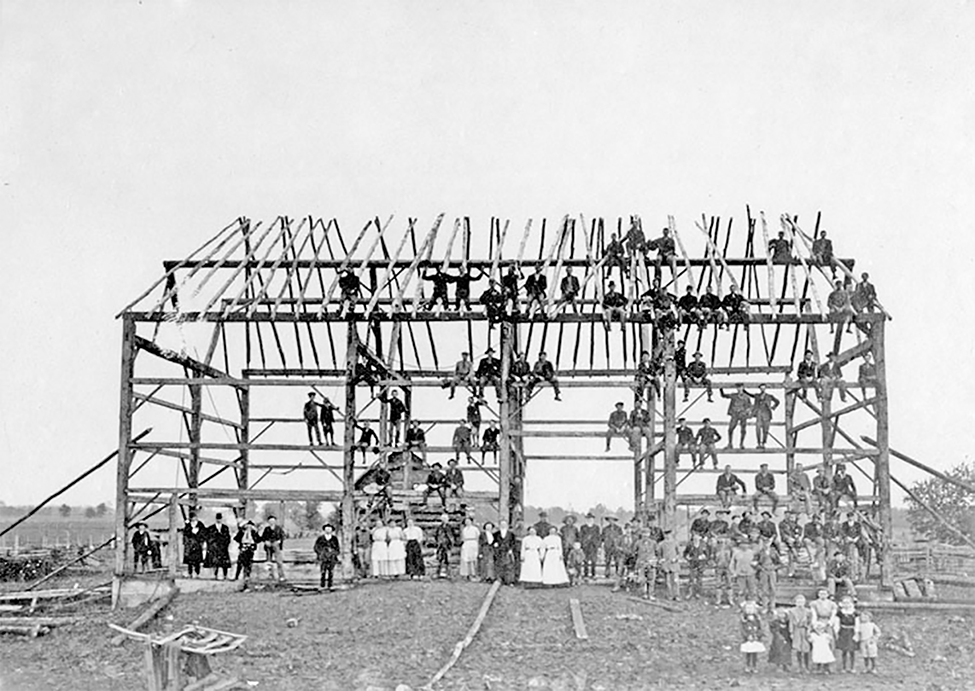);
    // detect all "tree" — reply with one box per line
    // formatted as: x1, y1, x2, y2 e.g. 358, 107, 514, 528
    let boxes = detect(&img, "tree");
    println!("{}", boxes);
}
303, 500, 324, 530
95, 502, 108, 517
84, 506, 97, 519
58, 504, 72, 518
906, 462, 975, 546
